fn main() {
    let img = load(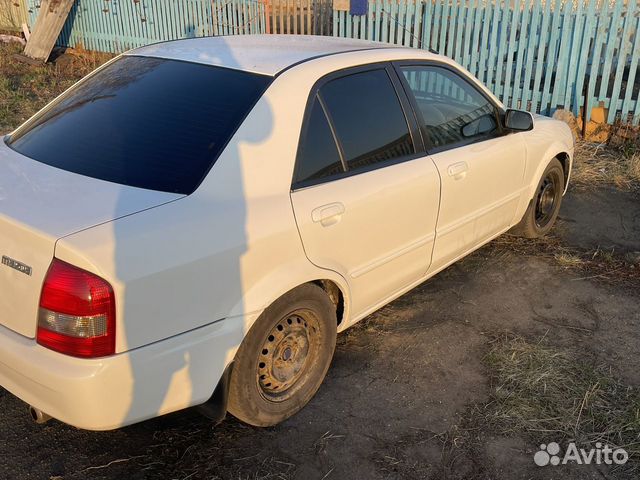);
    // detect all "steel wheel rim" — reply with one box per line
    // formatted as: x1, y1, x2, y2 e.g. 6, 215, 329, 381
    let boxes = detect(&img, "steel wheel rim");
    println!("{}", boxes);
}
256, 310, 320, 402
535, 175, 557, 228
